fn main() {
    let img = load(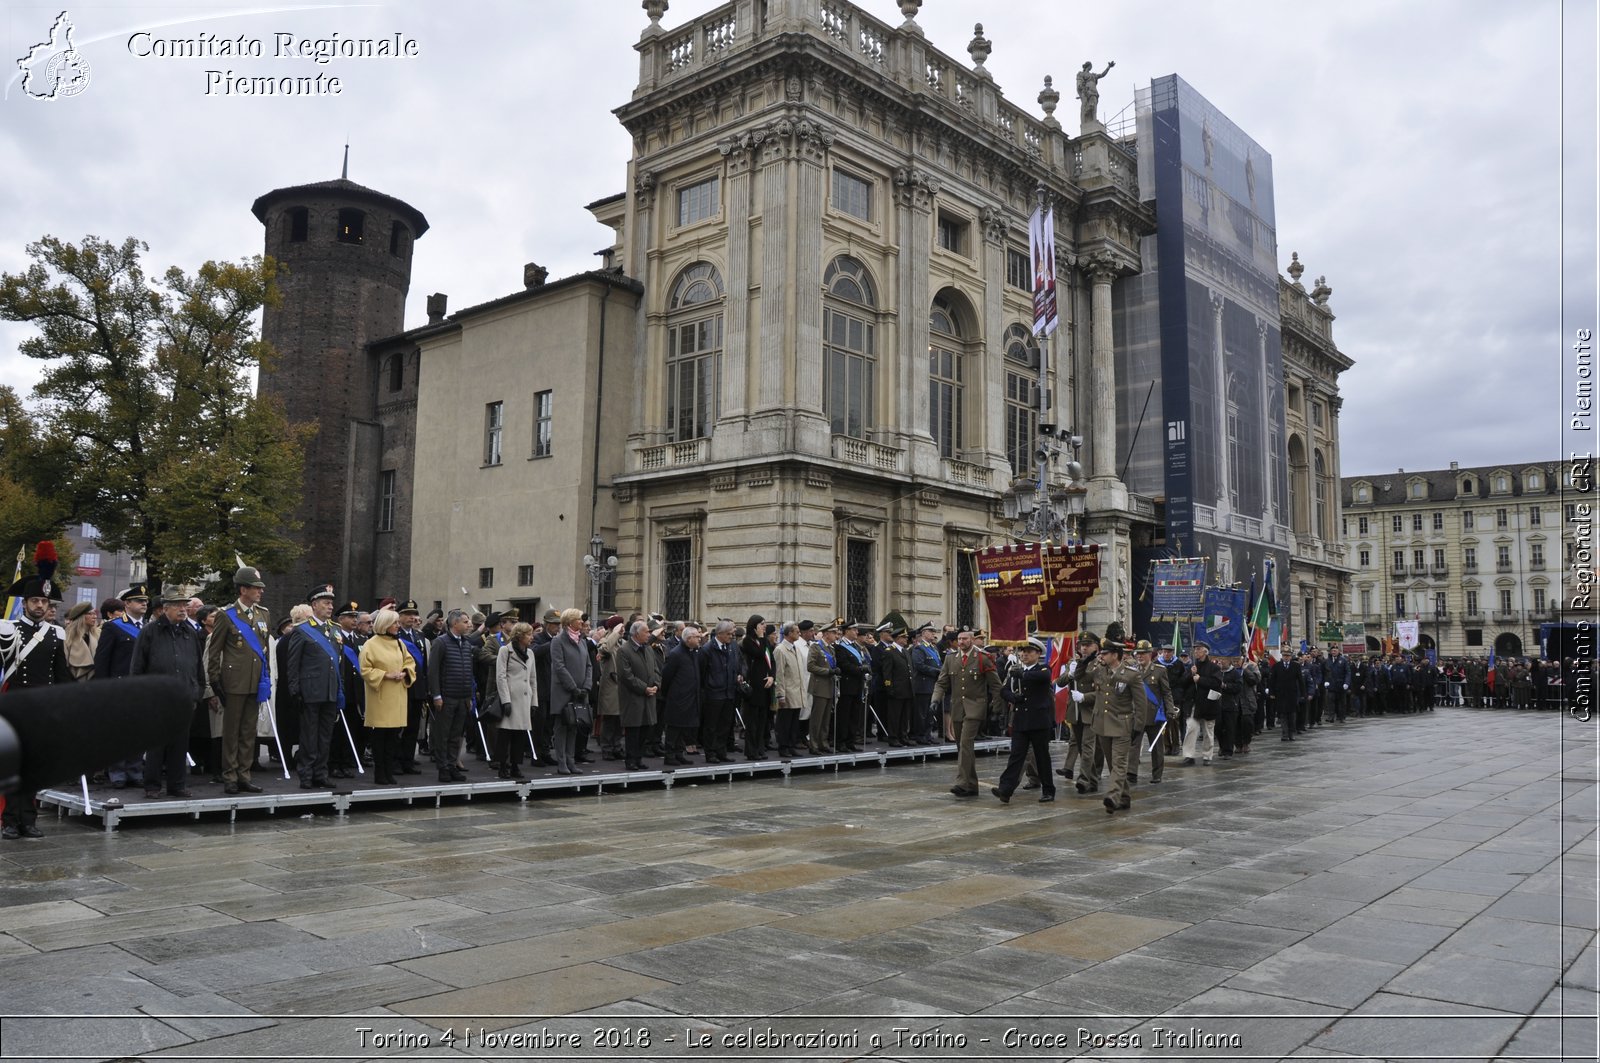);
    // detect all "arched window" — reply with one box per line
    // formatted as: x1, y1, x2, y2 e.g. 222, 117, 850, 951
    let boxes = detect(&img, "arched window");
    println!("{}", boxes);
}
1002, 324, 1037, 478
1287, 434, 1308, 534
1314, 450, 1329, 540
823, 257, 877, 438
283, 207, 308, 243
929, 296, 965, 459
667, 262, 724, 441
